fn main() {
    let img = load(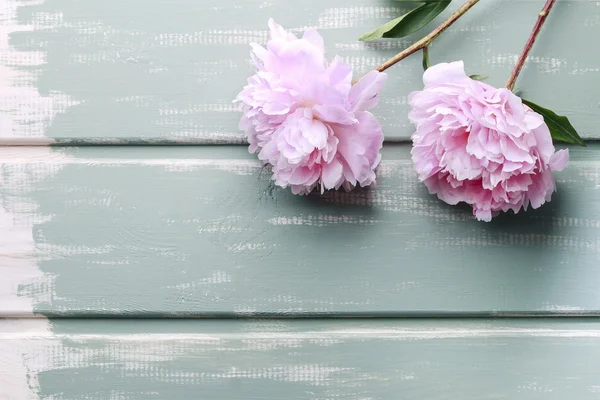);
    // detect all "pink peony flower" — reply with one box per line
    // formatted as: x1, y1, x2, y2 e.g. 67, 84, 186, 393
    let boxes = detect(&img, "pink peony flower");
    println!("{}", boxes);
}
236, 19, 387, 195
409, 61, 569, 222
